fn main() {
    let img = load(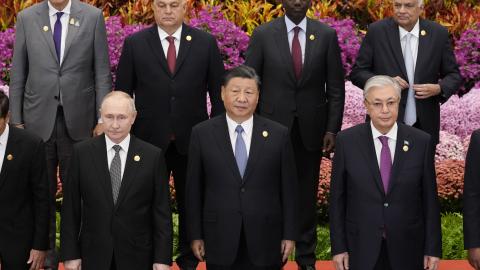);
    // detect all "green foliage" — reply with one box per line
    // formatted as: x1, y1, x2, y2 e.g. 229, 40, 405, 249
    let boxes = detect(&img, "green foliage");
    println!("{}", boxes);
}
441, 212, 467, 259
315, 225, 331, 260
